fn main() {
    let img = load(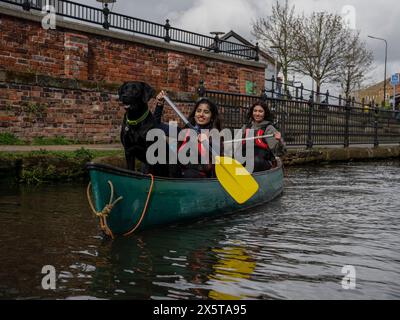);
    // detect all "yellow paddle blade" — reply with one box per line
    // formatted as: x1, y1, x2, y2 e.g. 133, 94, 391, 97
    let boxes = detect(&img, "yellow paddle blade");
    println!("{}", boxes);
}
214, 156, 259, 204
